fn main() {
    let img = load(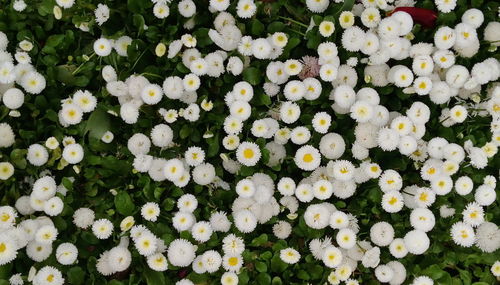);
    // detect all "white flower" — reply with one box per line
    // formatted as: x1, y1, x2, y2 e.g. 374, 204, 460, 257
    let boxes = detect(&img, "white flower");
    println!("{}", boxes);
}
304, 204, 331, 229
375, 264, 394, 283
2, 88, 24, 109
435, 0, 457, 13
0, 235, 17, 265
322, 246, 343, 268
389, 238, 408, 258
178, 0, 196, 18
13, 0, 27, 12
92, 219, 113, 239
236, 0, 257, 18
21, 71, 46, 94
94, 3, 110, 26
370, 222, 394, 247
34, 266, 64, 285
109, 246, 132, 272
451, 222, 475, 247
56, 243, 78, 265
27, 144, 48, 166
381, 191, 404, 213
236, 142, 261, 166
93, 38, 112, 56
221, 272, 238, 285
294, 145, 321, 171
73, 208, 94, 229
153, 3, 170, 19
191, 221, 213, 242
233, 210, 257, 233
336, 228, 356, 249
56, 0, 74, 8
35, 225, 58, 244
201, 250, 222, 273
141, 202, 160, 222
0, 162, 14, 180
411, 276, 434, 285
339, 11, 355, 29
273, 221, 292, 239
280, 248, 300, 264
251, 38, 272, 59
404, 230, 430, 254
141, 84, 163, 105
135, 233, 157, 256
462, 202, 484, 227
147, 253, 168, 271
62, 143, 84, 164
475, 222, 500, 253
